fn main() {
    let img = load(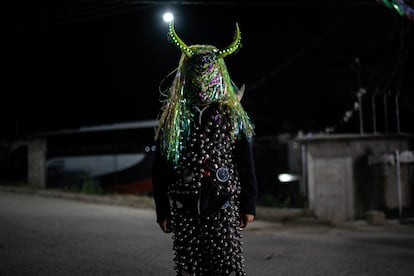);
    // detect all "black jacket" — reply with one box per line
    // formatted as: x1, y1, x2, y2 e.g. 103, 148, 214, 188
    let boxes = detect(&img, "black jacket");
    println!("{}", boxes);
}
152, 134, 258, 223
